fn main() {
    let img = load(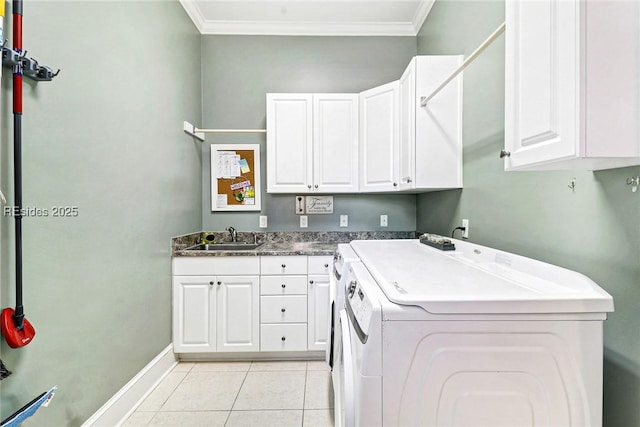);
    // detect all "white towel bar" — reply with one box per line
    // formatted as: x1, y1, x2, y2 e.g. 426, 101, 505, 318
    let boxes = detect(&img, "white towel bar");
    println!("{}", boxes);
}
421, 22, 506, 106
183, 121, 266, 141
